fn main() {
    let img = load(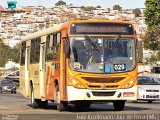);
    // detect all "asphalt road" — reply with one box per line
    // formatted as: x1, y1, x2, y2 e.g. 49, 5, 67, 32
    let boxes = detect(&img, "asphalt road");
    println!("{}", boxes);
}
0, 92, 160, 120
